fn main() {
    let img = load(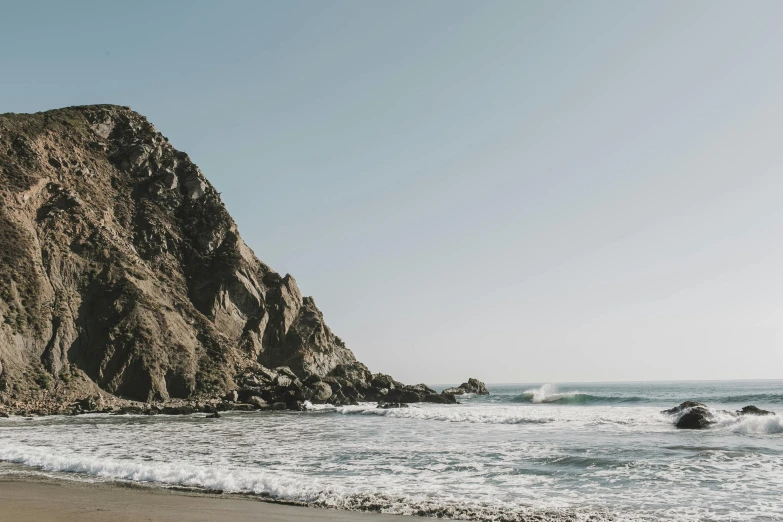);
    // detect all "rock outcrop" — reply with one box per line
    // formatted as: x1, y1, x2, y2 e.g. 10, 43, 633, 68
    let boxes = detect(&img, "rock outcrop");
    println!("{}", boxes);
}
0, 105, 478, 414
662, 401, 776, 430
442, 378, 489, 396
